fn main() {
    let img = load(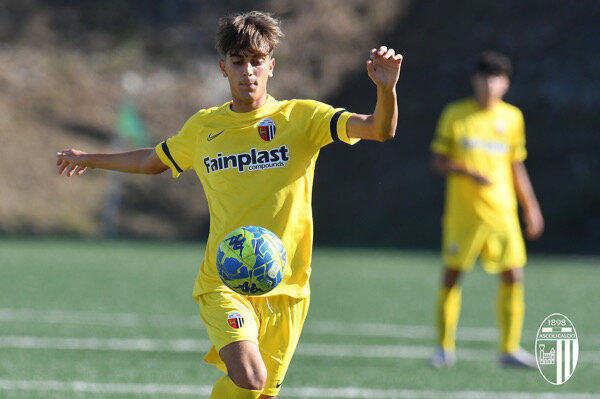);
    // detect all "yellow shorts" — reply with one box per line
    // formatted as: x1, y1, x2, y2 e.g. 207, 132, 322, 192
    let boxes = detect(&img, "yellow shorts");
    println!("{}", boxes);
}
198, 291, 309, 396
442, 220, 526, 273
